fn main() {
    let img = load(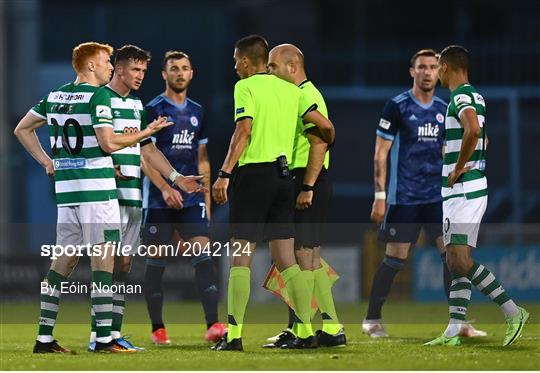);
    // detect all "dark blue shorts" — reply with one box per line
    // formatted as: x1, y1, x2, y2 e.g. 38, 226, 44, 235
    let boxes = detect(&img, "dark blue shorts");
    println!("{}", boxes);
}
378, 202, 442, 244
142, 204, 210, 244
